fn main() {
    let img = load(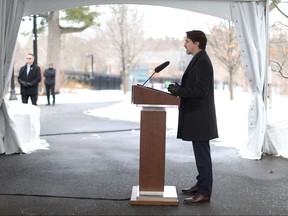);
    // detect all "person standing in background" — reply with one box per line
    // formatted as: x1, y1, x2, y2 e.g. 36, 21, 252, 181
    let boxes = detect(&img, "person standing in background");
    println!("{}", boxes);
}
18, 53, 41, 106
168, 30, 218, 204
44, 63, 56, 106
